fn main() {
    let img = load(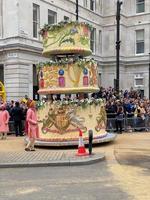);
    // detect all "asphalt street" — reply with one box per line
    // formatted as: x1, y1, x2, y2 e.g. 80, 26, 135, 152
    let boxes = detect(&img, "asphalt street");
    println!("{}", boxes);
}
0, 162, 133, 200
0, 133, 150, 200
